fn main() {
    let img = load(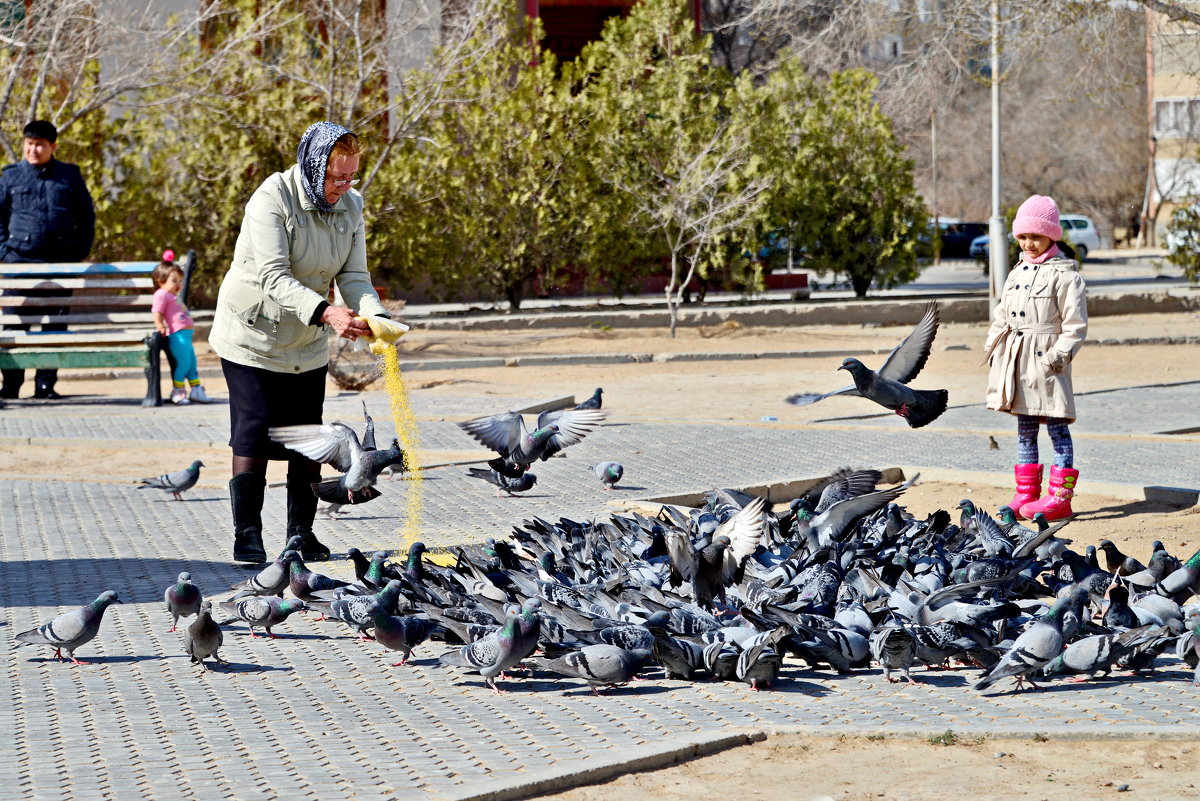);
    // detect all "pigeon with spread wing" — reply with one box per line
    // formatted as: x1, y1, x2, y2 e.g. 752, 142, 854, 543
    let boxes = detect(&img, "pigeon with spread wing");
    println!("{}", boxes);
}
786, 301, 948, 428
